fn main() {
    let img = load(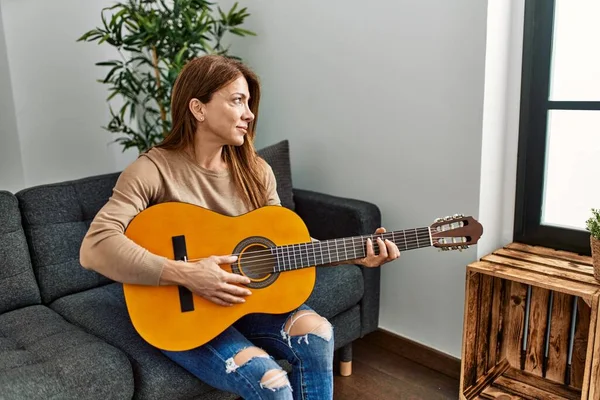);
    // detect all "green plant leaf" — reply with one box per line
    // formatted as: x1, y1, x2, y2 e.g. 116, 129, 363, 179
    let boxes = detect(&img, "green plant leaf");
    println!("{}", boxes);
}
80, 0, 255, 153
